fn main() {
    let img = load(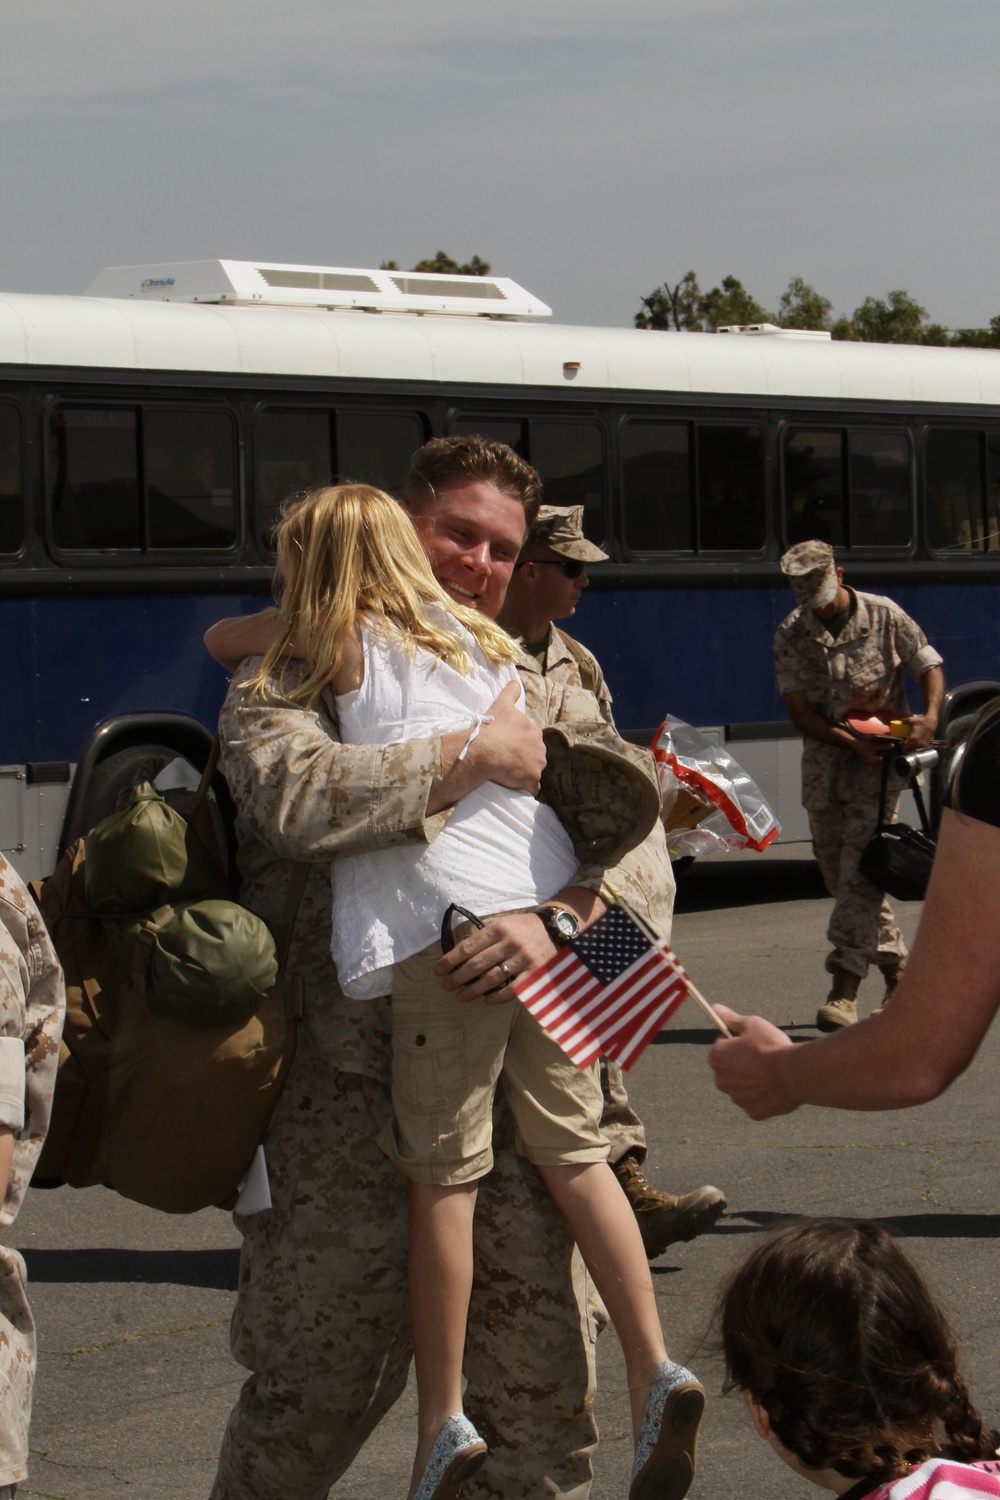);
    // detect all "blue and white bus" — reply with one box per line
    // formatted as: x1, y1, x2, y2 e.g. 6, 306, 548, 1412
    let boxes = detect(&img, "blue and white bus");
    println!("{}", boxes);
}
3, 257, 1000, 879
